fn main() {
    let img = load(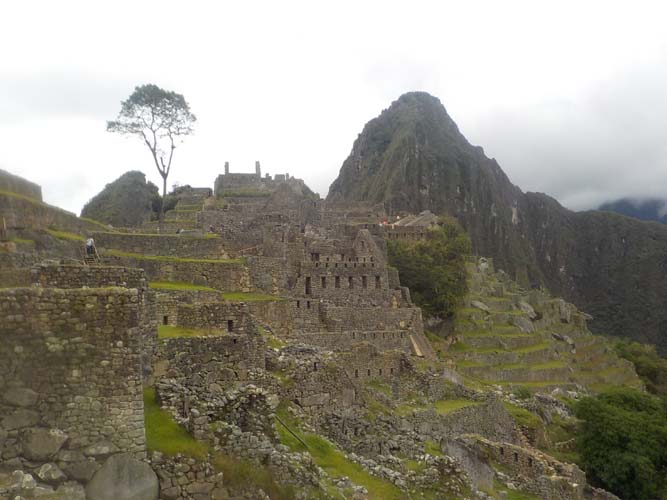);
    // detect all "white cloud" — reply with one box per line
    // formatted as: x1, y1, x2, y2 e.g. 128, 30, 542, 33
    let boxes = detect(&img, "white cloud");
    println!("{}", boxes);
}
2, 0, 667, 213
